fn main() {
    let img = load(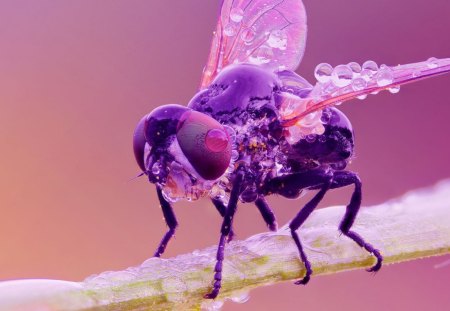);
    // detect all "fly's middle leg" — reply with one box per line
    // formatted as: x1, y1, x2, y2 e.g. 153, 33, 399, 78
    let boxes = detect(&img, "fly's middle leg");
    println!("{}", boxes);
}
265, 169, 333, 285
